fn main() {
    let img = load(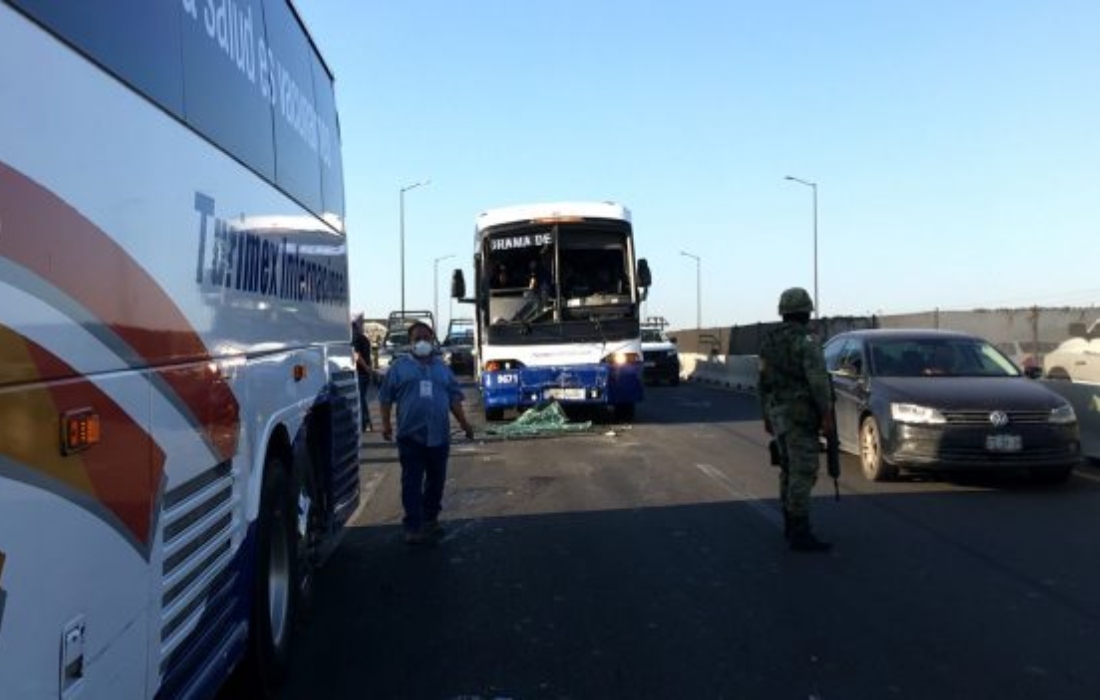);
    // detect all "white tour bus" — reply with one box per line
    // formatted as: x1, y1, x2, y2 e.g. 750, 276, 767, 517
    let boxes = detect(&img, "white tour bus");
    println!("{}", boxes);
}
452, 201, 652, 421
0, 1, 360, 697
